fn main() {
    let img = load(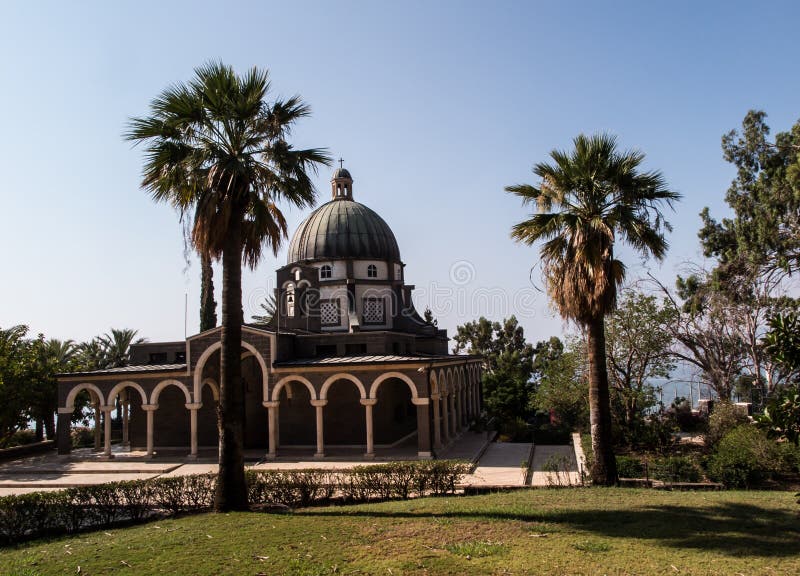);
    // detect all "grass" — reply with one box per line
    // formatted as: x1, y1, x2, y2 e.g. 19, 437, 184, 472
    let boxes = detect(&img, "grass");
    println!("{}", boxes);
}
1, 488, 799, 575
